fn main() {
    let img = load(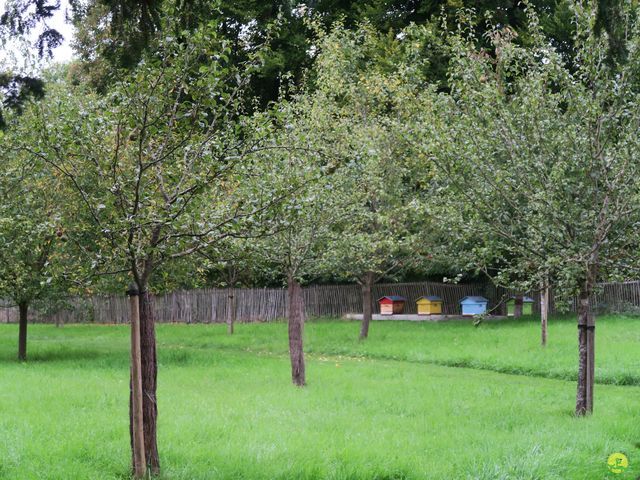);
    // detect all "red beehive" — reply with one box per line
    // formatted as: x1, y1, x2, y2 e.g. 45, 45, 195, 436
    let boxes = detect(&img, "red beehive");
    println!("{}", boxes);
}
377, 296, 407, 315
